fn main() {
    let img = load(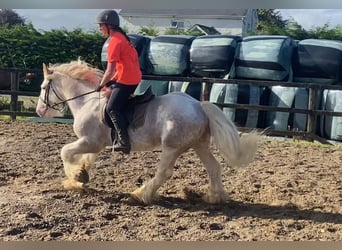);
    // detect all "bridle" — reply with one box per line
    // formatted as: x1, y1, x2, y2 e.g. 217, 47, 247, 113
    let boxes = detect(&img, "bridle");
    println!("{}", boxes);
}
39, 78, 98, 112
